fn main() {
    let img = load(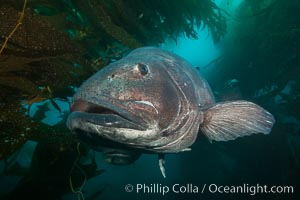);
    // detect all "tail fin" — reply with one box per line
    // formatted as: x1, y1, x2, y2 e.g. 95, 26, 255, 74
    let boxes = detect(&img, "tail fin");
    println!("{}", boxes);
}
200, 100, 275, 141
